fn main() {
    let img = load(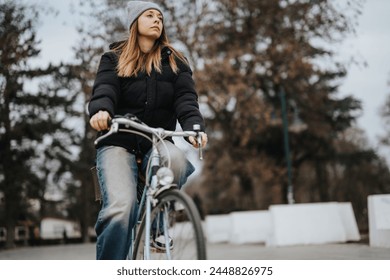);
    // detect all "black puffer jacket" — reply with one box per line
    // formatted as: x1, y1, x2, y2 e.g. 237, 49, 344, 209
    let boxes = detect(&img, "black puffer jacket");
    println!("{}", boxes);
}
88, 45, 205, 155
